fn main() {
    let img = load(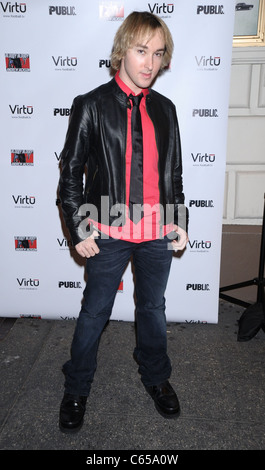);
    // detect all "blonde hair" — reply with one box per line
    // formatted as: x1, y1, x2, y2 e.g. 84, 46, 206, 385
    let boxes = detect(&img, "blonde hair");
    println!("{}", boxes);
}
111, 11, 174, 71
